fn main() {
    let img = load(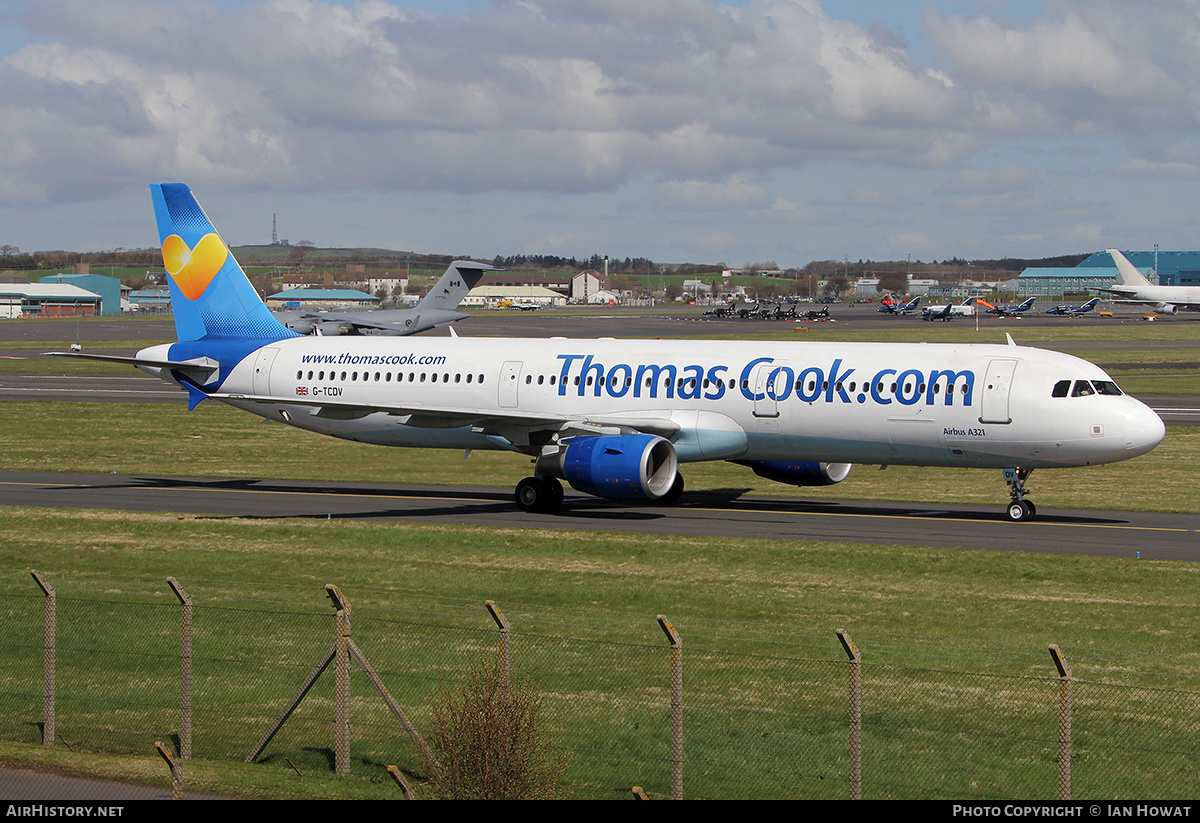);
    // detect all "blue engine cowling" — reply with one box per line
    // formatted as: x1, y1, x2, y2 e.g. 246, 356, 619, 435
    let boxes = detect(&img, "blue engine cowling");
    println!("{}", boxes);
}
735, 460, 852, 486
538, 434, 678, 501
